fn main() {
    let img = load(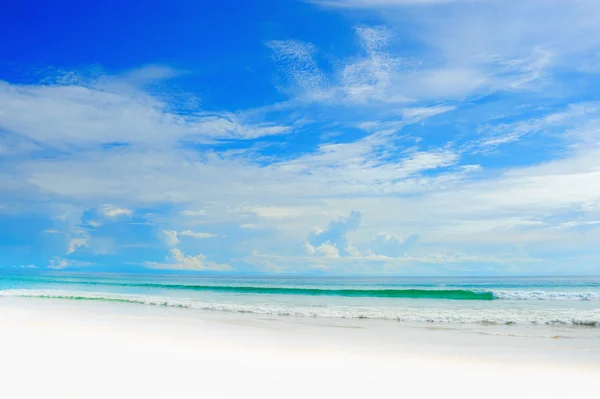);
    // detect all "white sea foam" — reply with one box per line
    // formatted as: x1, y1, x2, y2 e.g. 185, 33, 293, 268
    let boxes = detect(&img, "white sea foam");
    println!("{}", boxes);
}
491, 290, 600, 301
1, 289, 599, 327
